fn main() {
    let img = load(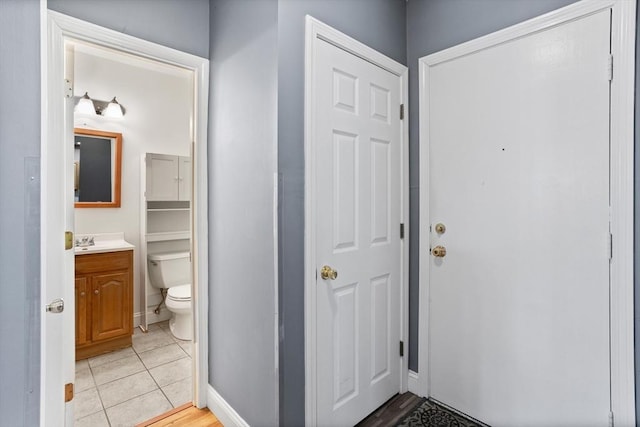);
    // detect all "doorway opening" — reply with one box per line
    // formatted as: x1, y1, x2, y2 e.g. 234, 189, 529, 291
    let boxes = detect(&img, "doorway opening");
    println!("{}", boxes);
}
42, 11, 209, 425
70, 38, 194, 425
303, 16, 410, 426
417, 0, 636, 424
